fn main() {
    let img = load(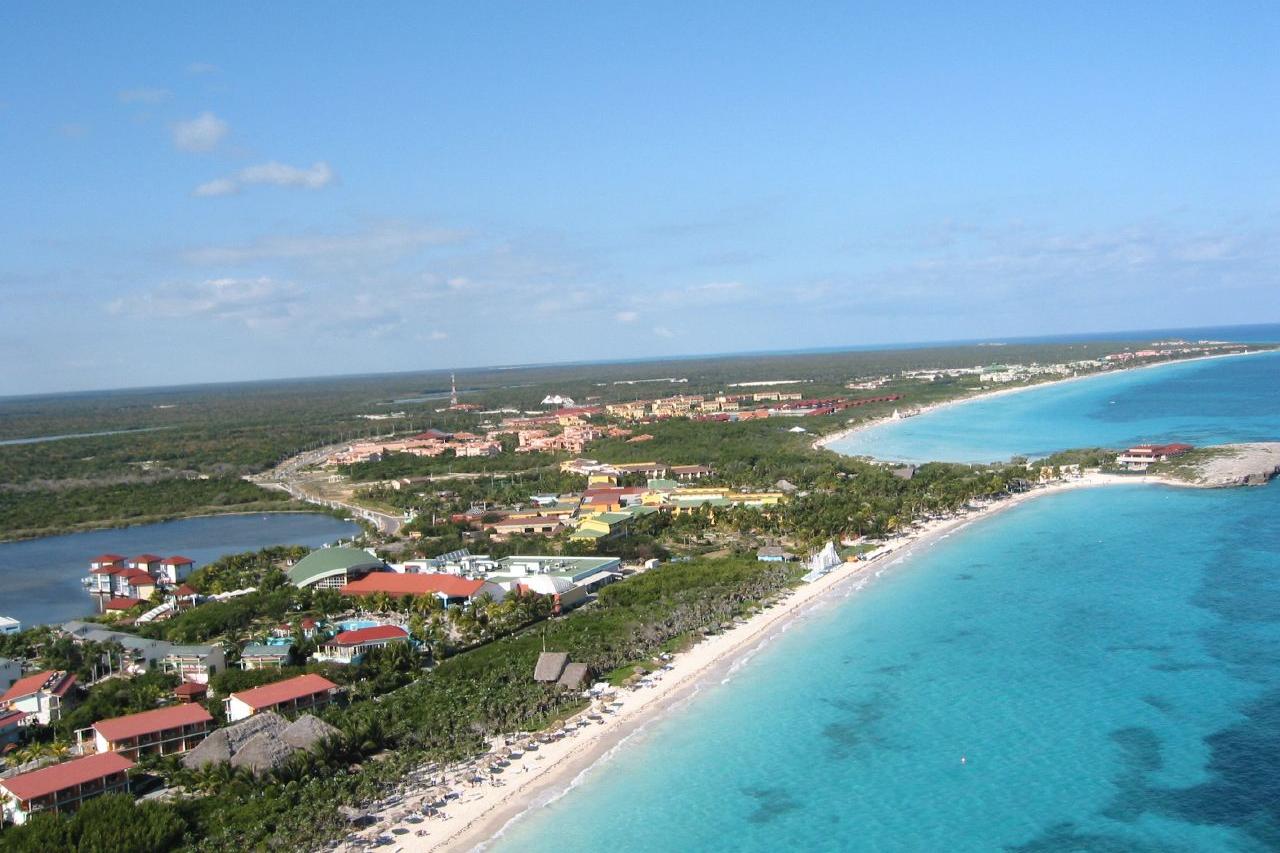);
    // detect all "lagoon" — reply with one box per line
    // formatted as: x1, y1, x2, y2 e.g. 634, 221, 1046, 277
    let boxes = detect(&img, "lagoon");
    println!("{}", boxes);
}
0, 513, 359, 628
